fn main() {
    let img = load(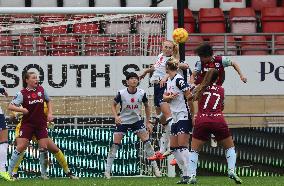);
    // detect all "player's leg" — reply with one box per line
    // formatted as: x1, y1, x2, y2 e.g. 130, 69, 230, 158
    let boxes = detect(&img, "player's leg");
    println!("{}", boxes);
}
0, 126, 13, 181
11, 123, 26, 179
169, 123, 185, 182
11, 151, 25, 179
104, 125, 125, 179
136, 121, 161, 178
187, 123, 209, 184
46, 138, 78, 179
36, 127, 50, 179
216, 124, 242, 184
8, 137, 29, 176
